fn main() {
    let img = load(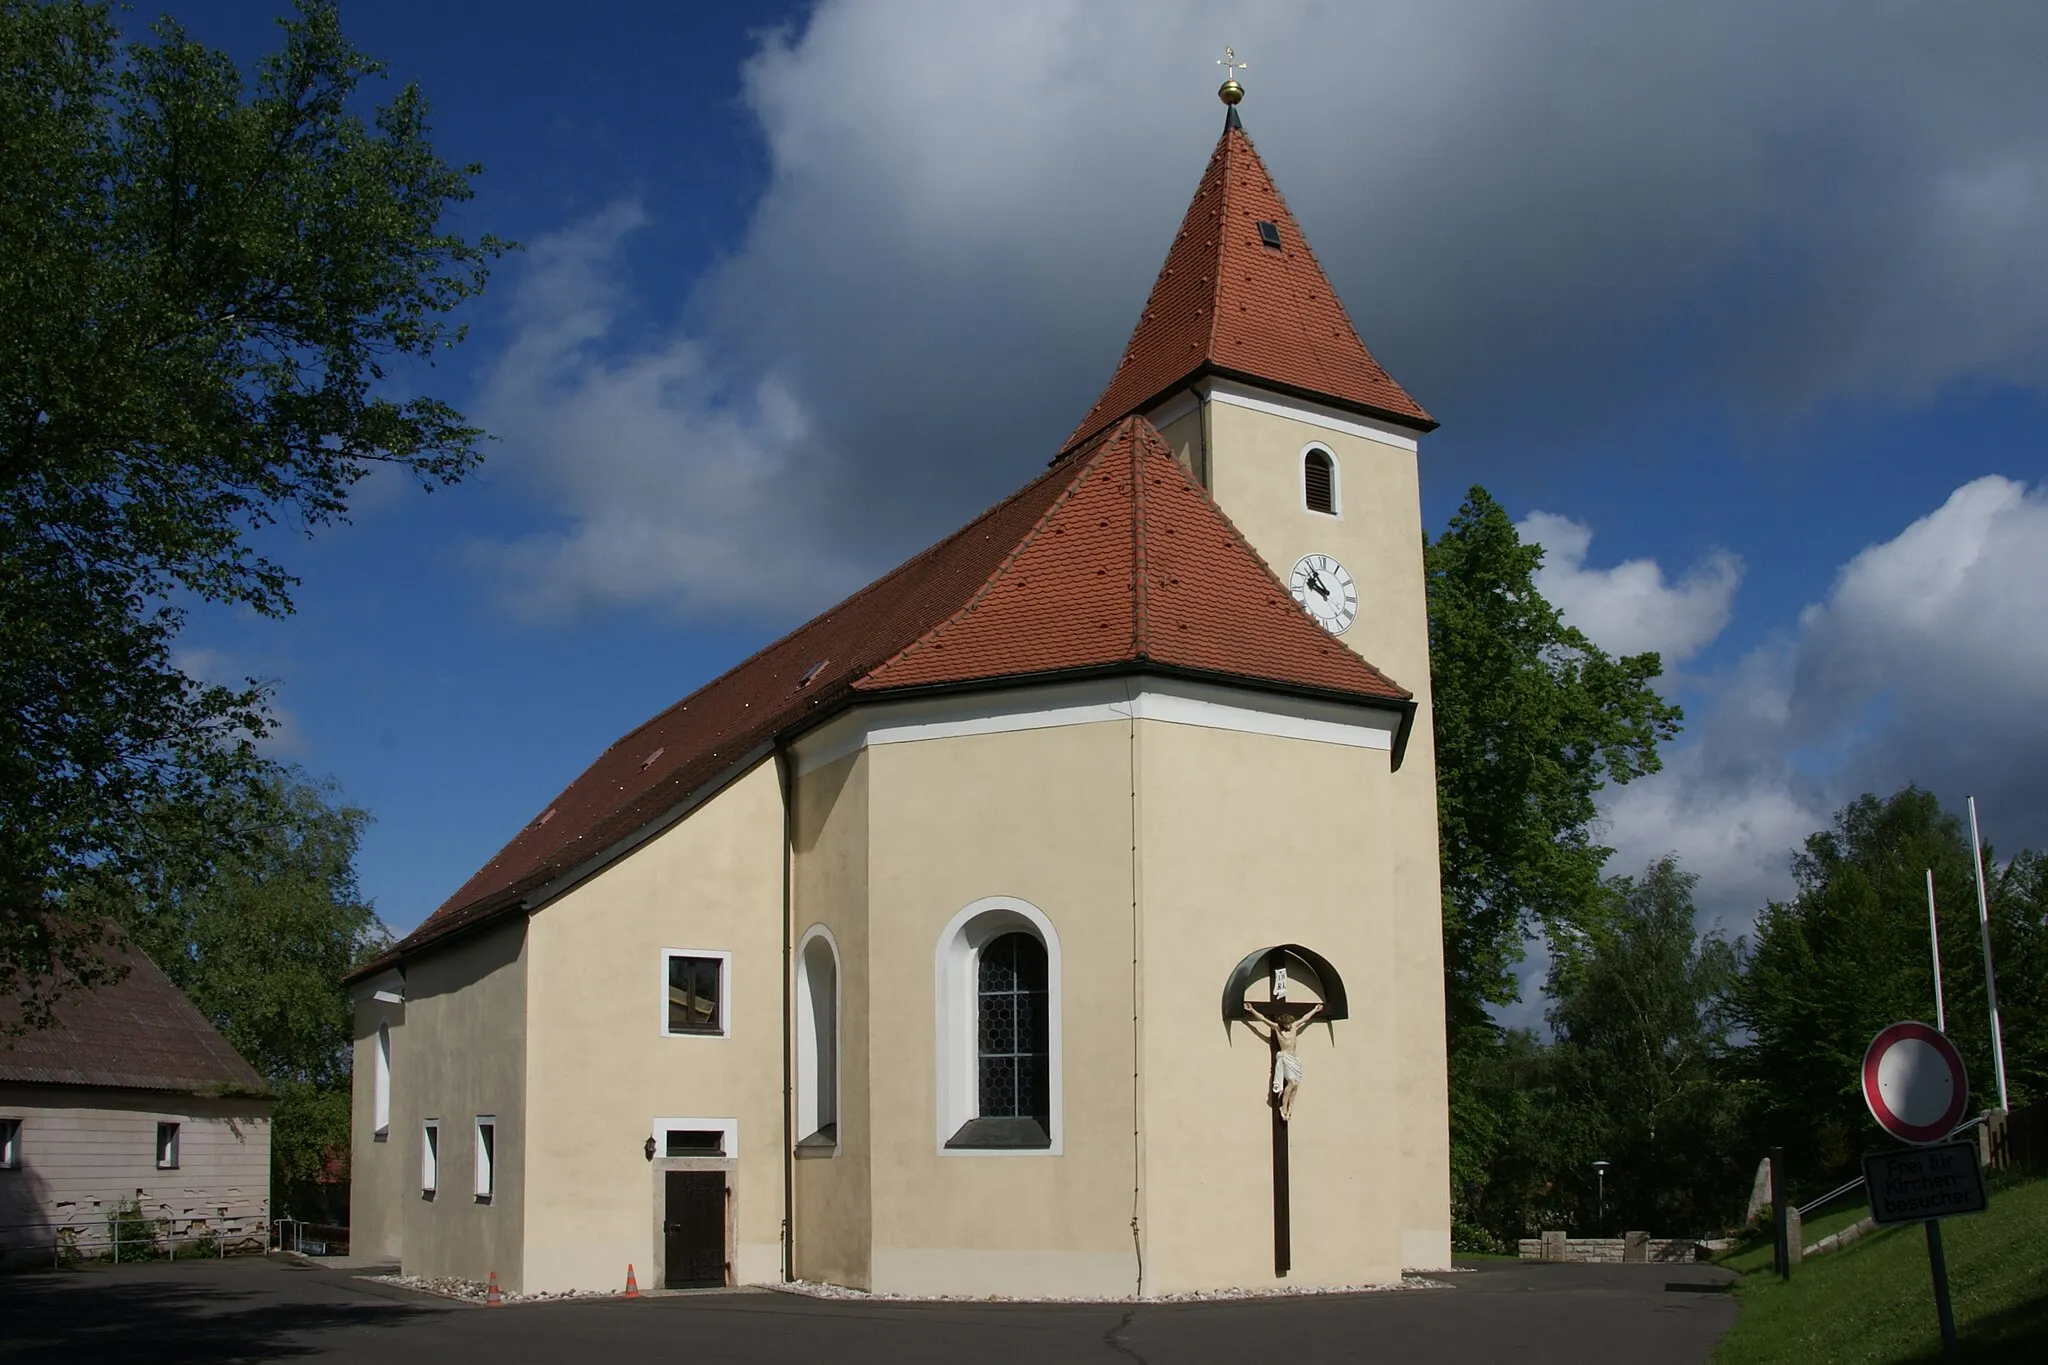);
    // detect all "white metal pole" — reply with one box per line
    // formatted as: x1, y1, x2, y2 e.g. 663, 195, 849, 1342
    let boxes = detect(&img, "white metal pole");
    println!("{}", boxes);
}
1926, 869, 1946, 1034
1966, 796, 2011, 1113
